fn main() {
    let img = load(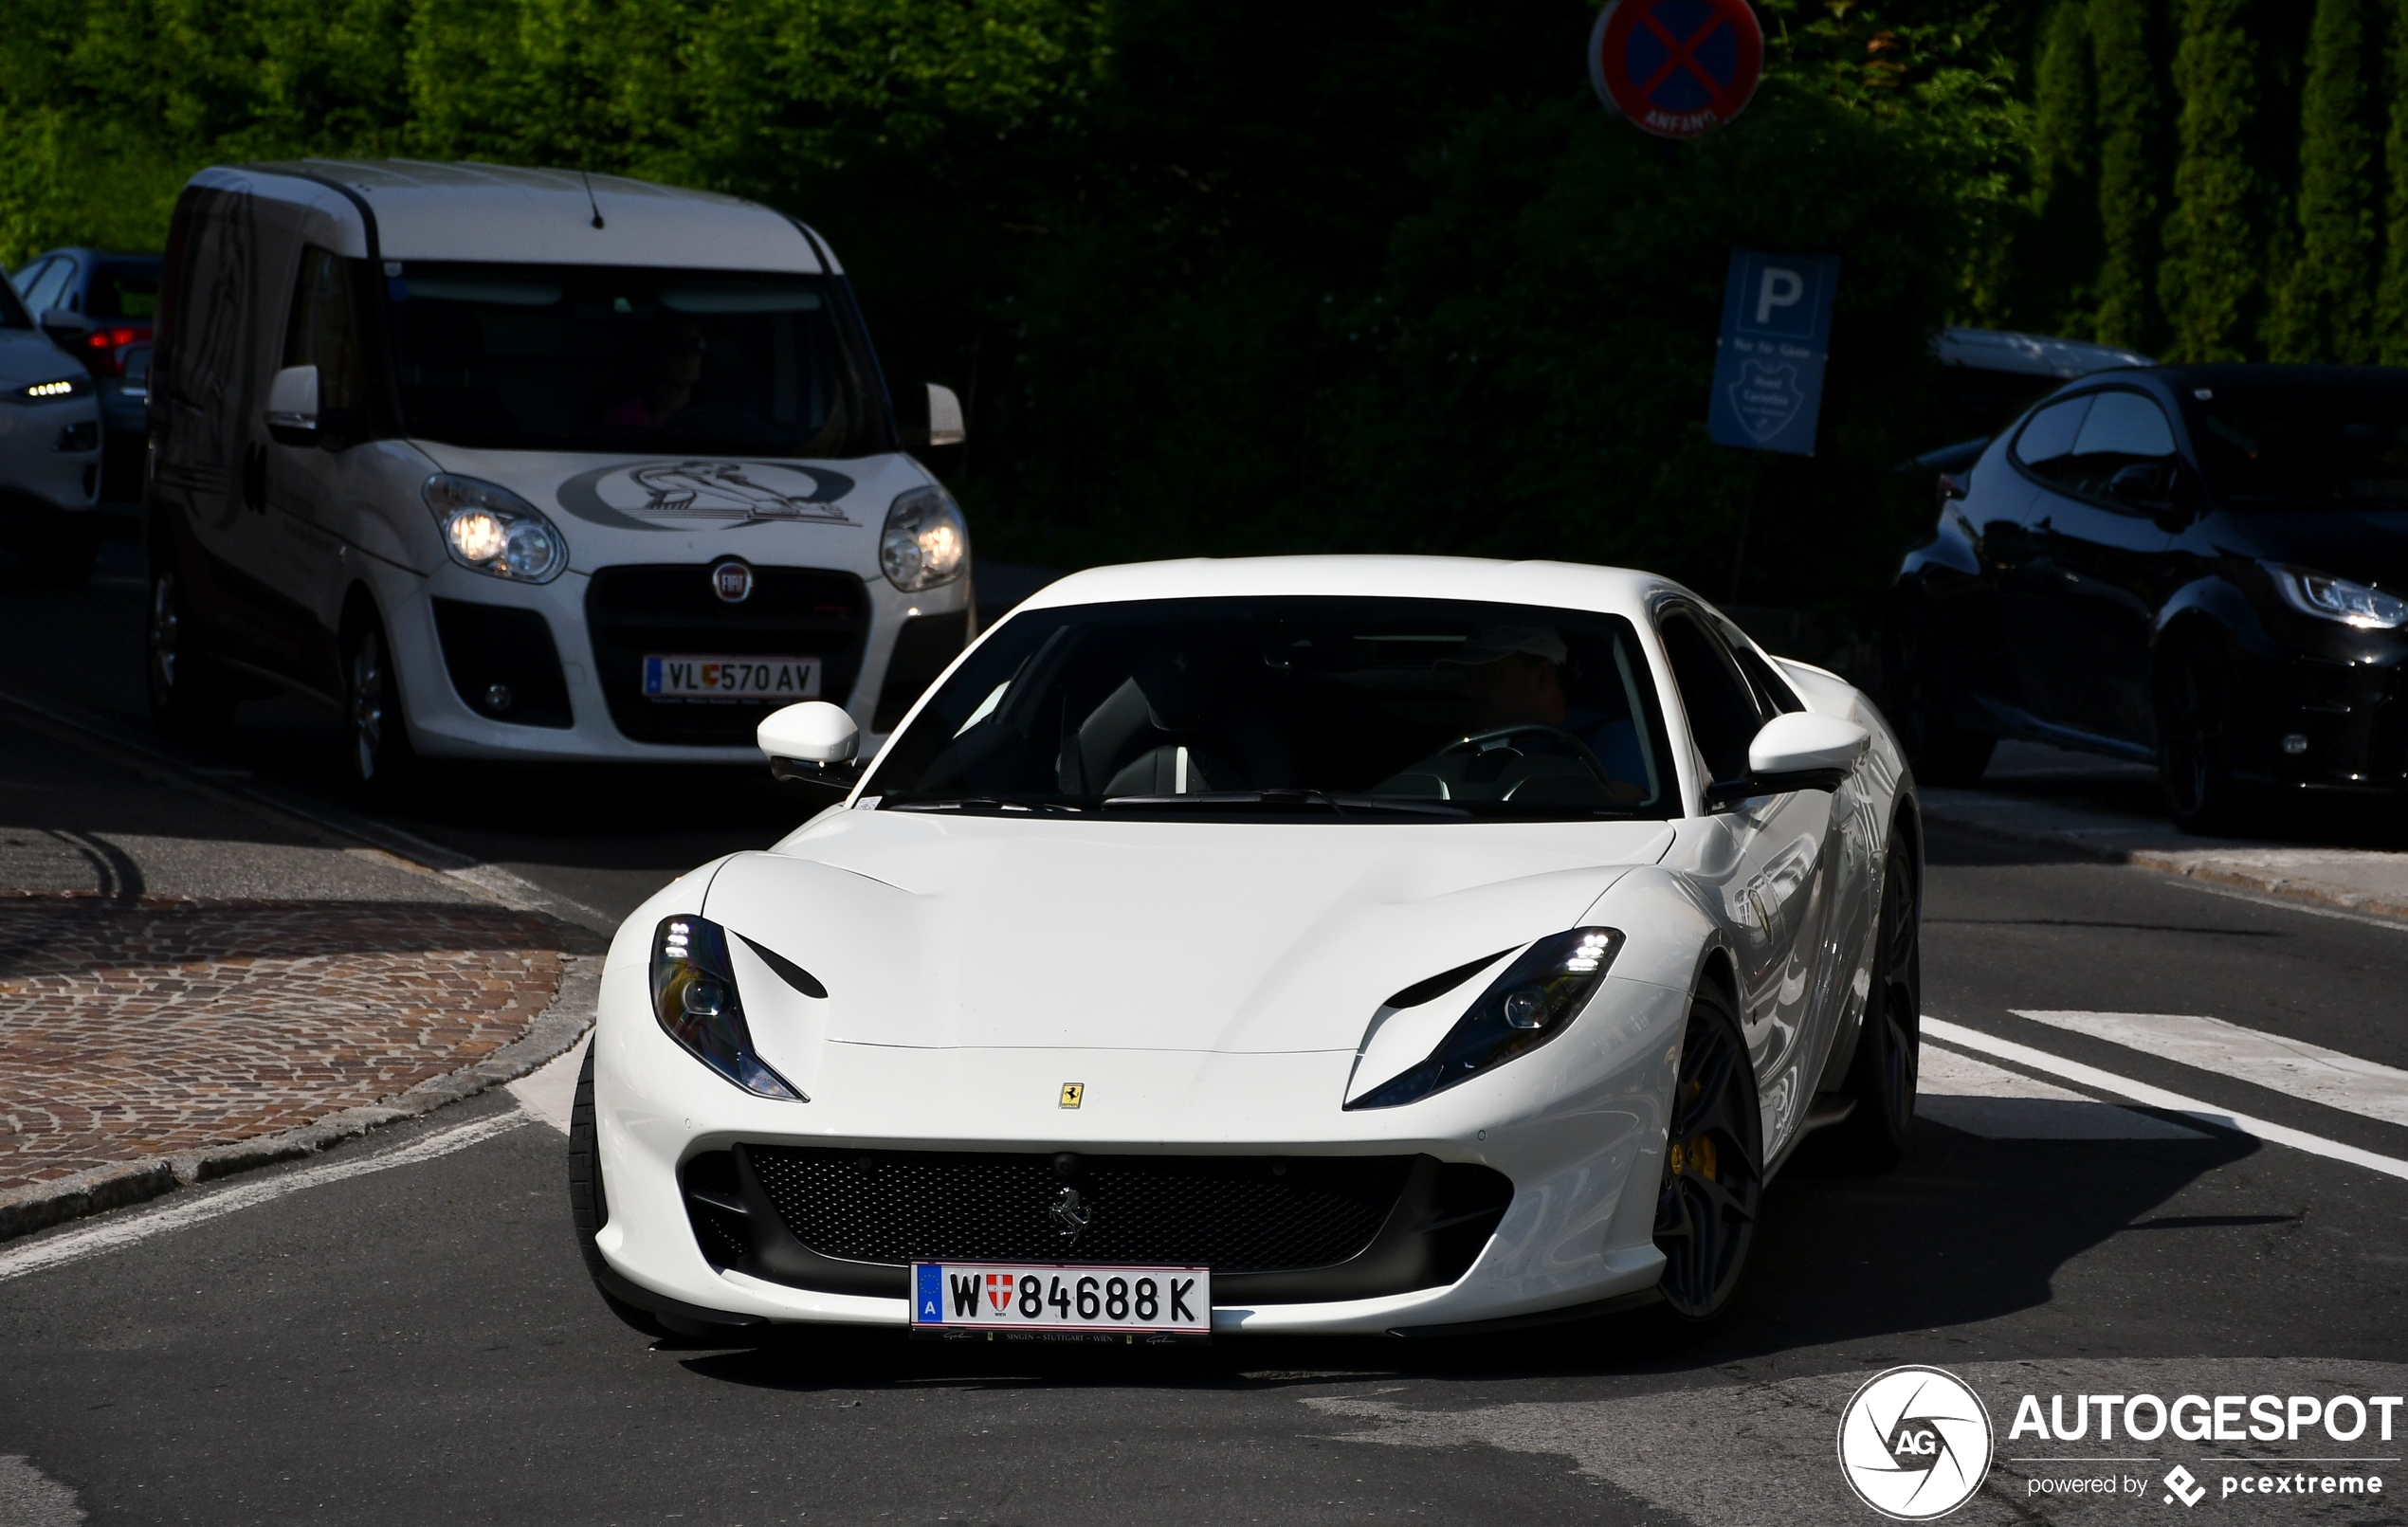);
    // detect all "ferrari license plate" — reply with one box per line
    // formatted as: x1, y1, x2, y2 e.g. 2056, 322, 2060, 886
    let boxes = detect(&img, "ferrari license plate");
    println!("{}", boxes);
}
642, 655, 820, 700
909, 1263, 1211, 1342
